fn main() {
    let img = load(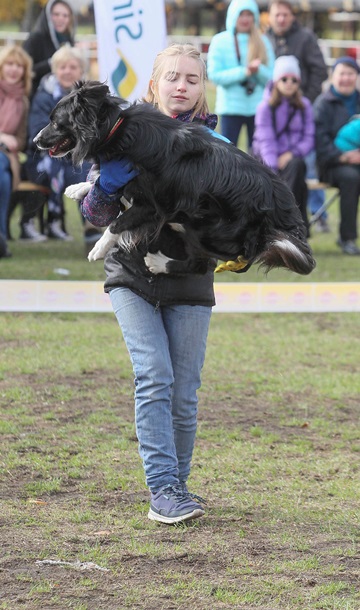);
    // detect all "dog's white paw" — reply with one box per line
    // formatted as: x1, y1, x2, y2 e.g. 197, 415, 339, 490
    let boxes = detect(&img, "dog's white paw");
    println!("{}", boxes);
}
144, 251, 171, 274
88, 227, 118, 262
88, 241, 105, 262
65, 182, 92, 201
